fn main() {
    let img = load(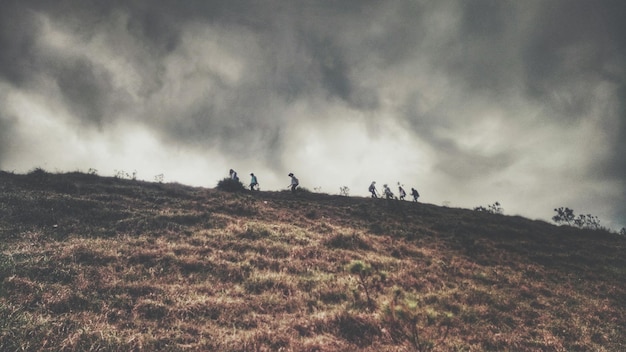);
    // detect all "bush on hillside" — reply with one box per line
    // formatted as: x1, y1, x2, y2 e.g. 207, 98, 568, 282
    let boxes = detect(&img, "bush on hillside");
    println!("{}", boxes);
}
574, 214, 602, 230
552, 207, 575, 226
217, 177, 246, 192
381, 287, 453, 352
553, 207, 607, 230
474, 202, 503, 215
347, 260, 375, 309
